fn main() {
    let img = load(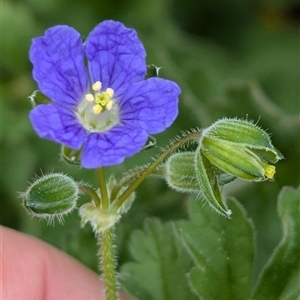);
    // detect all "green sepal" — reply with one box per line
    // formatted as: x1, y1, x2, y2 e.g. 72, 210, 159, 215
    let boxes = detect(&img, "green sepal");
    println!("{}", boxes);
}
145, 64, 161, 79
61, 145, 81, 165
195, 148, 231, 217
22, 173, 79, 218
79, 202, 120, 233
116, 194, 135, 214
218, 173, 236, 185
28, 90, 51, 107
142, 135, 156, 151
